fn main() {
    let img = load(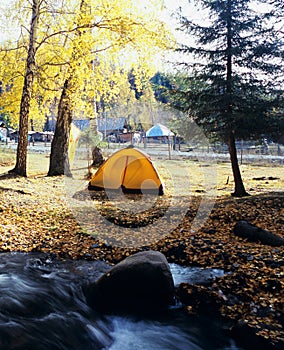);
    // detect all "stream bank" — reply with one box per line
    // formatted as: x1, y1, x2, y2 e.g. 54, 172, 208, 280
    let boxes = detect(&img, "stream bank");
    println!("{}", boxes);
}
0, 252, 241, 350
